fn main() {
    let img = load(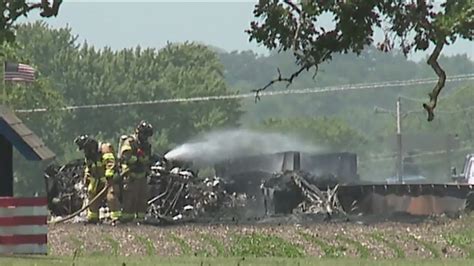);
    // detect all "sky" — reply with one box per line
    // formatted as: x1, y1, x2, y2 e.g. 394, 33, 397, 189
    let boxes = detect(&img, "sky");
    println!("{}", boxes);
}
19, 1, 473, 62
